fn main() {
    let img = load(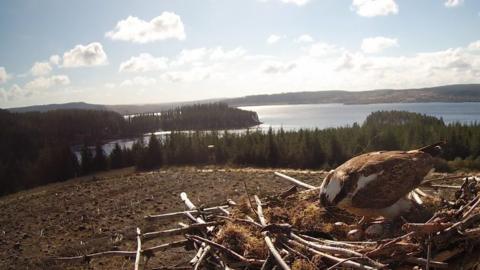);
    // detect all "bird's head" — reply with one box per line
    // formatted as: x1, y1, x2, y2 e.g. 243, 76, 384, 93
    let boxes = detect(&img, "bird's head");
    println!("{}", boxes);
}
319, 170, 343, 209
